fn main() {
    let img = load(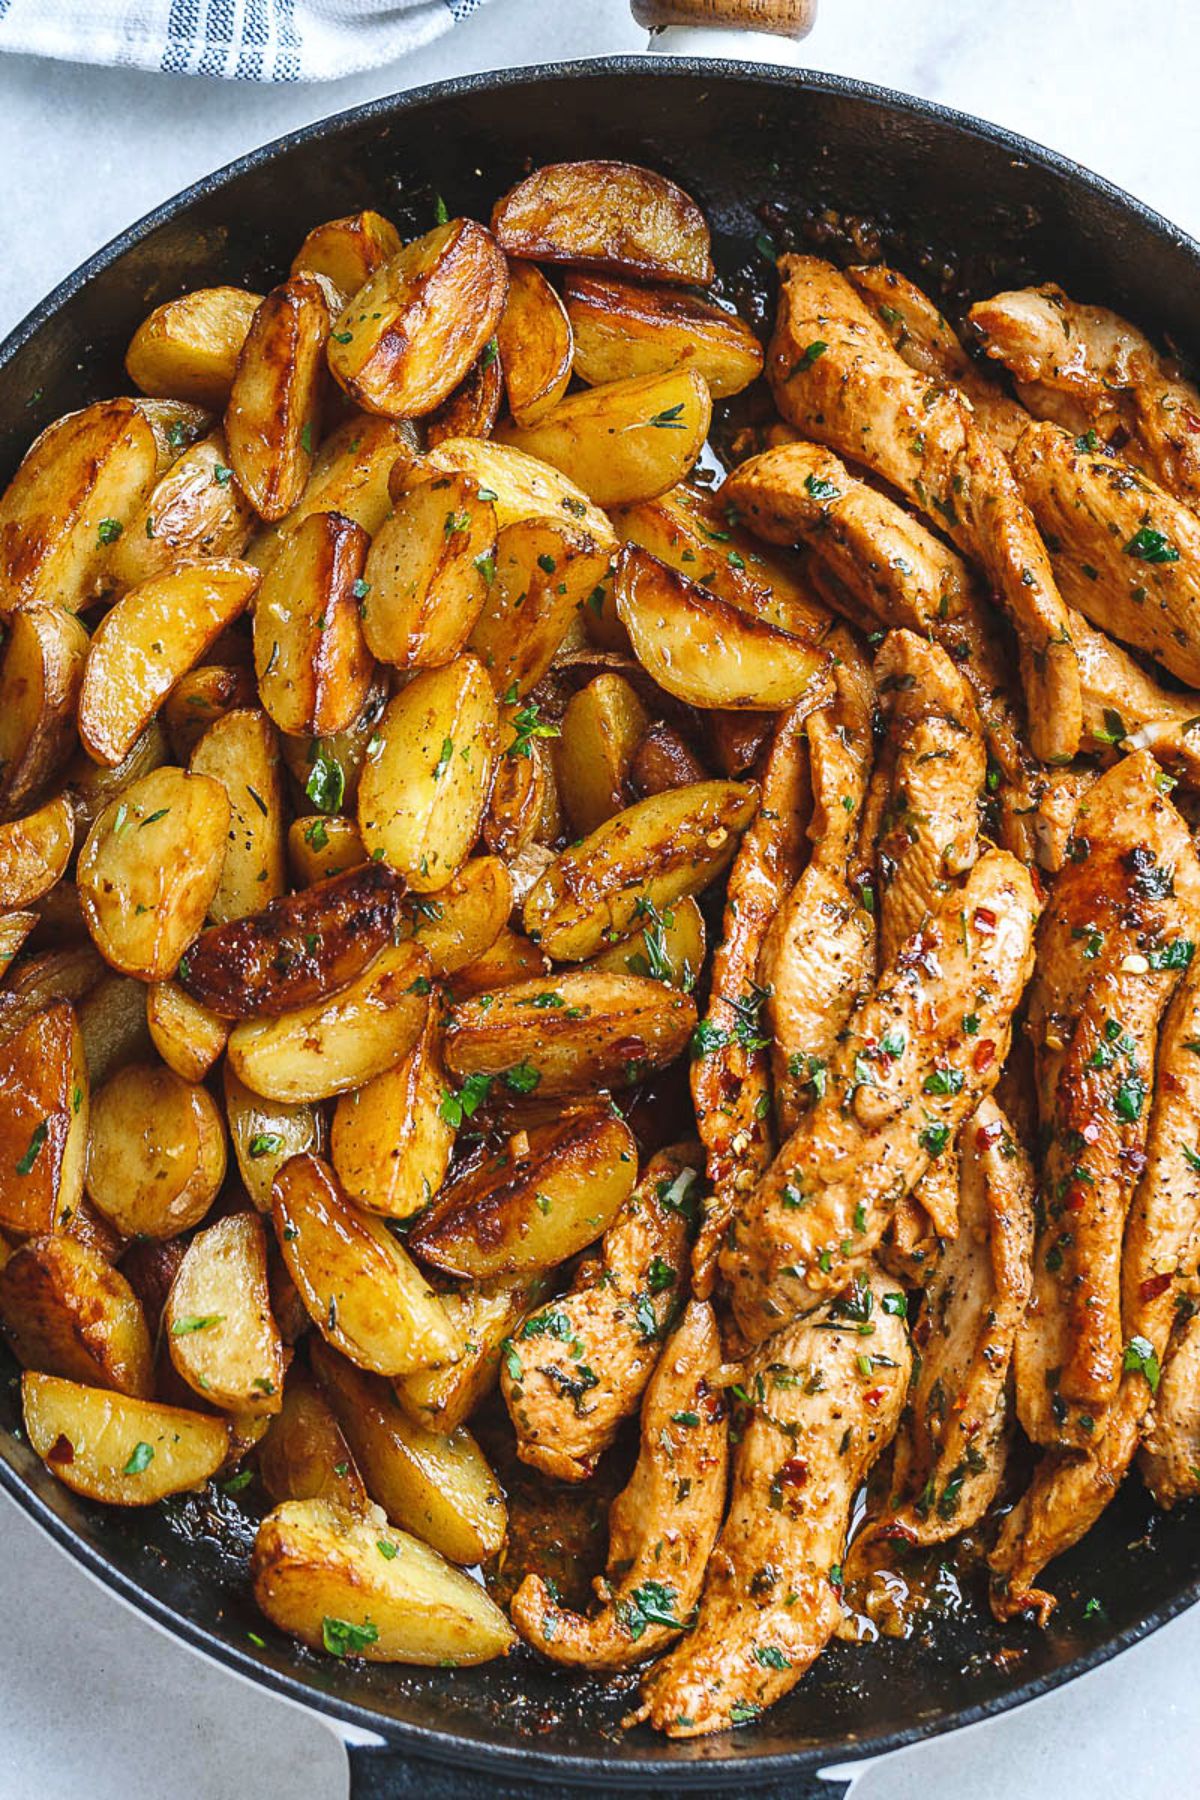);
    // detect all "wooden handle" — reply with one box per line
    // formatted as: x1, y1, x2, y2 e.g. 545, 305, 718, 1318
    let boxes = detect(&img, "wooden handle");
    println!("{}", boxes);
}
631, 0, 817, 37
